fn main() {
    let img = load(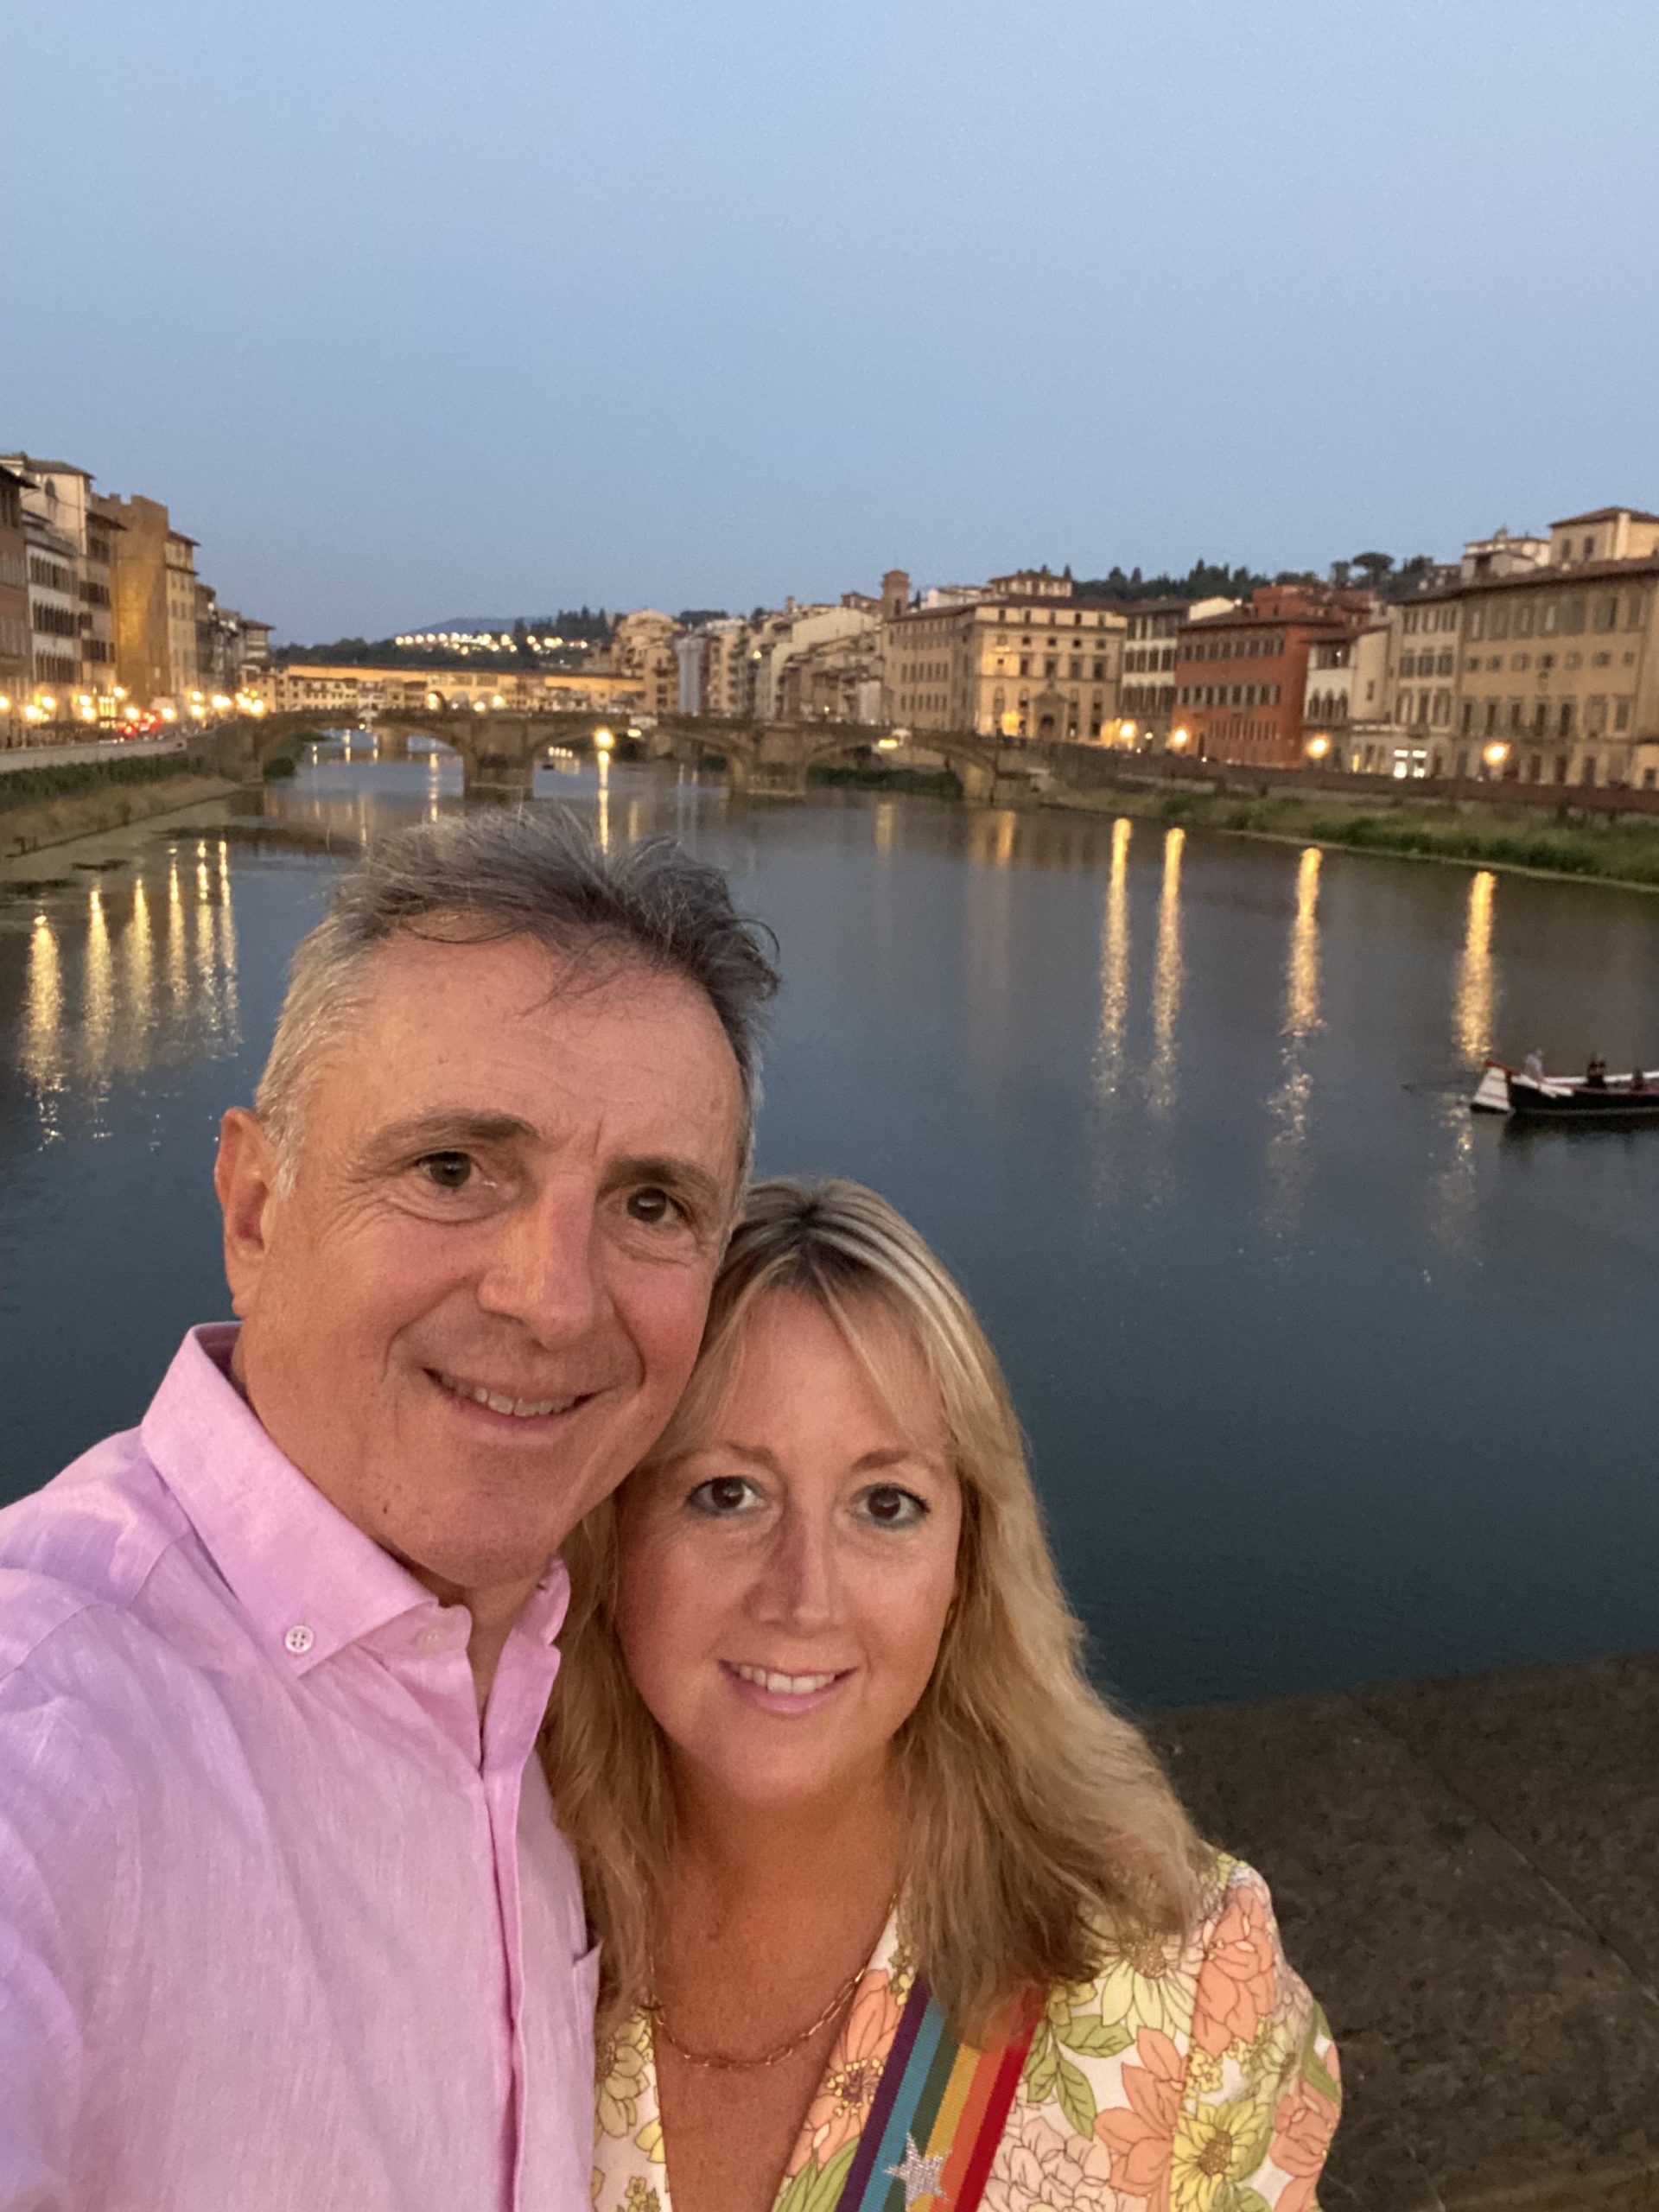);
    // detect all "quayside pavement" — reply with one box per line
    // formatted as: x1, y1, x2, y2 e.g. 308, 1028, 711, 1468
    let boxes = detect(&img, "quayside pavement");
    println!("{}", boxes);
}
1150, 1651, 1659, 2208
